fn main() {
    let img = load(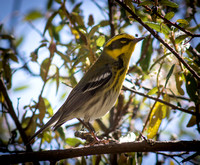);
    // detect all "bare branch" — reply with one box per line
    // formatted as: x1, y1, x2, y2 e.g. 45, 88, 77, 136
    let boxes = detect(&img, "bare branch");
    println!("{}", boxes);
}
1, 140, 200, 164
123, 86, 198, 116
